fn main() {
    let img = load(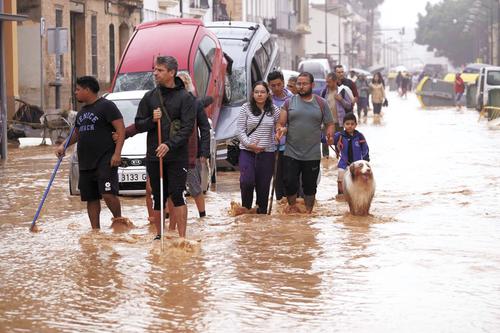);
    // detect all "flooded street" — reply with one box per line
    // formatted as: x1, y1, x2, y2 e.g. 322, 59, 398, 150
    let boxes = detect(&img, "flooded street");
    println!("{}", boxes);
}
1, 92, 500, 332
